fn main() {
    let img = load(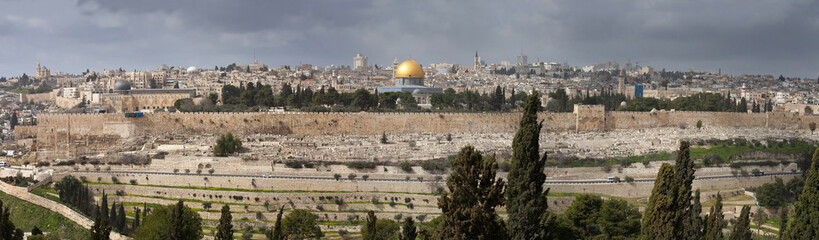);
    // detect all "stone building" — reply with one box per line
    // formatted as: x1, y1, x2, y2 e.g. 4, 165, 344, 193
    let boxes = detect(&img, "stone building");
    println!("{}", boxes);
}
96, 80, 195, 112
378, 58, 442, 104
